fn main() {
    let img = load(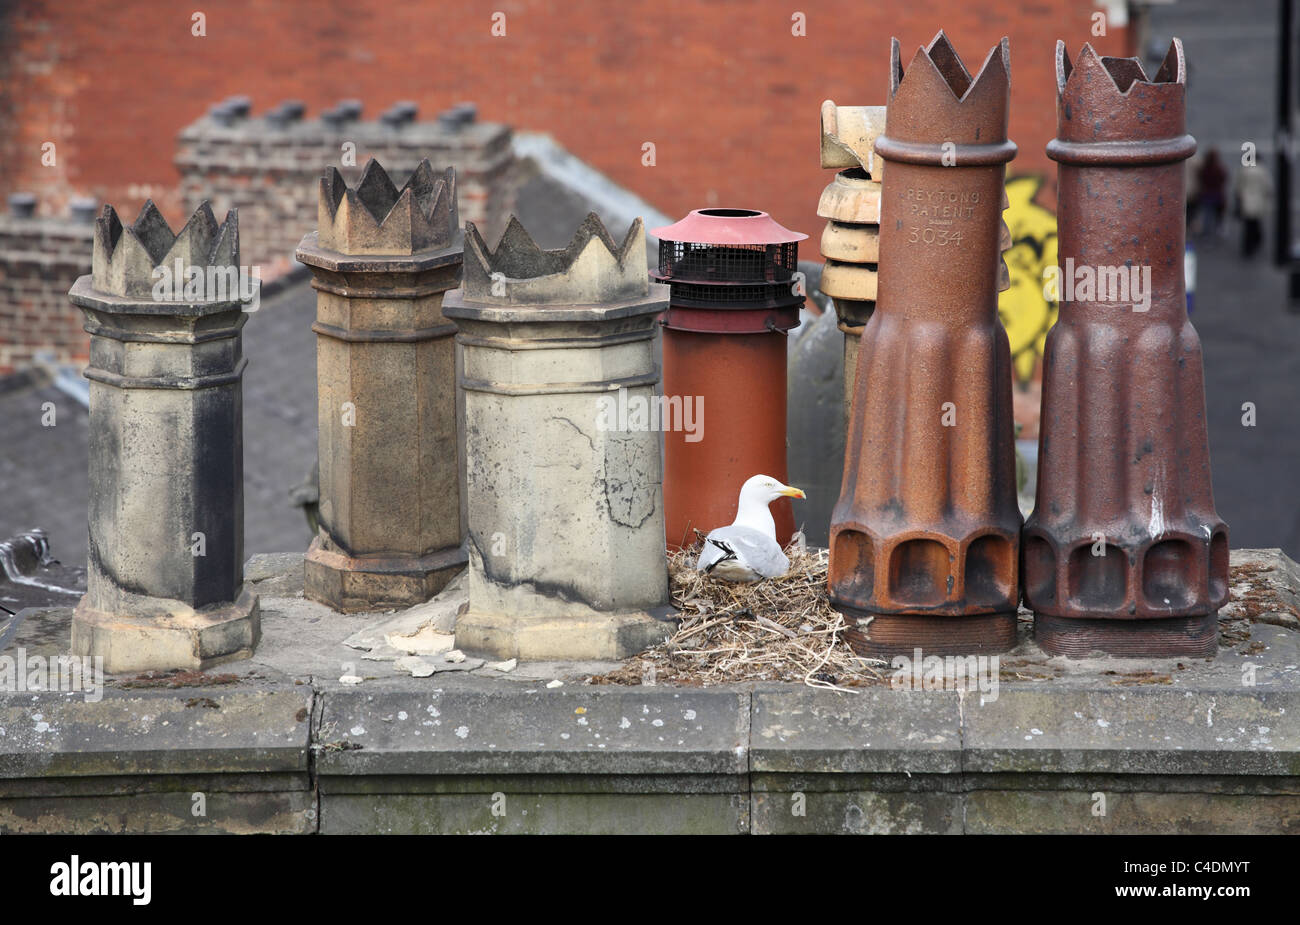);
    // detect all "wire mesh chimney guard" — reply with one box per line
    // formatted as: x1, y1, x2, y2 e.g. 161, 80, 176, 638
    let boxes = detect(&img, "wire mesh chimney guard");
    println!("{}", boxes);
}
651, 208, 806, 550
